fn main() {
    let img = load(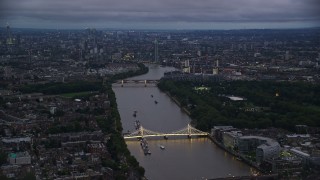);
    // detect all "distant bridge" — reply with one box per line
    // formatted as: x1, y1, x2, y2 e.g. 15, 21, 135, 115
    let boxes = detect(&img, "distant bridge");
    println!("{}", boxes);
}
124, 124, 208, 139
116, 79, 160, 87
138, 60, 159, 64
